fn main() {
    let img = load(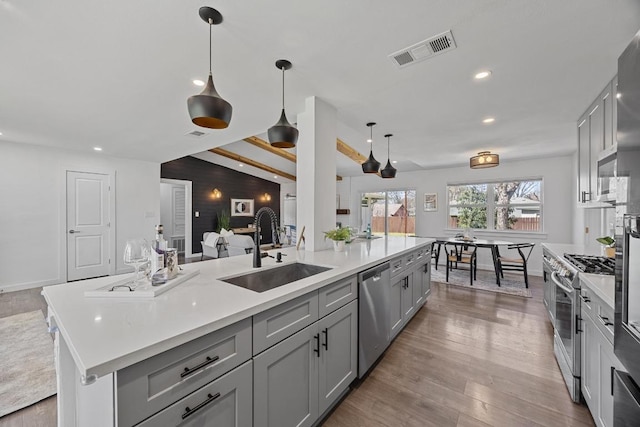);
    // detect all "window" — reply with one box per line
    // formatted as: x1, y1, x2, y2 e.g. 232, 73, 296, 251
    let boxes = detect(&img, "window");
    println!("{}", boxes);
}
360, 190, 416, 236
447, 179, 542, 232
